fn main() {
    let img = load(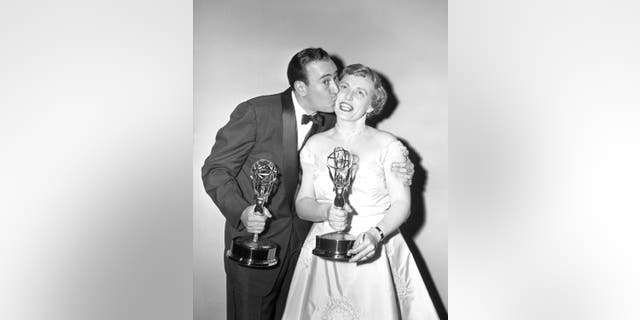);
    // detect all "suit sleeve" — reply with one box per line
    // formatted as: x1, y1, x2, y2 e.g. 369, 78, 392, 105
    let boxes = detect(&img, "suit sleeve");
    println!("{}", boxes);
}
201, 102, 256, 231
